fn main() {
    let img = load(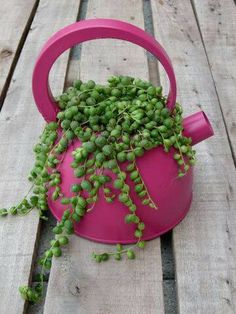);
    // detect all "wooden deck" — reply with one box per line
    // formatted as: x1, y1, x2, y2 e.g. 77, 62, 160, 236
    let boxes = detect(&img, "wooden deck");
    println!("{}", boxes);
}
0, 0, 235, 313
